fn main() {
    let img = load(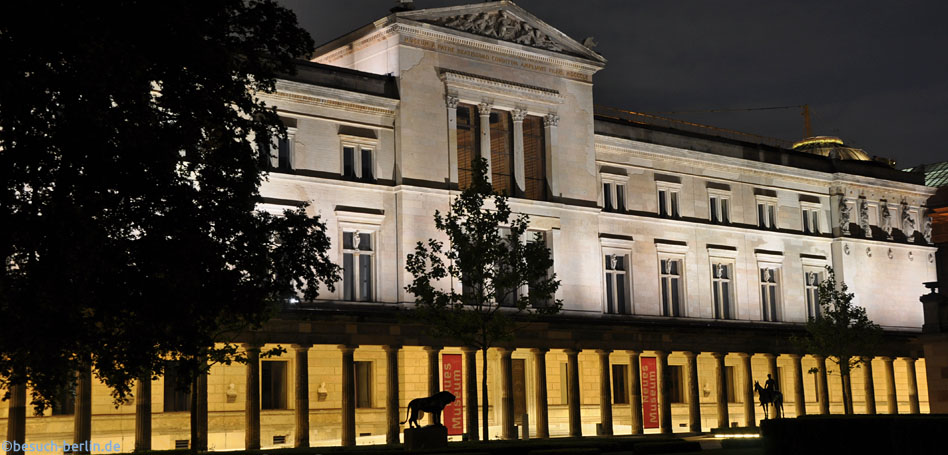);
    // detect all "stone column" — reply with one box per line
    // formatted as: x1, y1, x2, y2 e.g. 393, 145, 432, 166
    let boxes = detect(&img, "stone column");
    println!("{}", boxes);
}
656, 350, 672, 434
789, 354, 805, 417
6, 383, 26, 455
862, 356, 876, 415
904, 357, 920, 414
711, 352, 729, 429
245, 344, 261, 450
462, 347, 479, 441
880, 356, 897, 414
737, 353, 755, 427
383, 345, 400, 445
446, 95, 459, 185
628, 351, 643, 435
498, 348, 515, 440
565, 348, 582, 437
341, 345, 357, 447
814, 355, 830, 415
597, 350, 614, 436
134, 377, 151, 452
511, 108, 527, 196
74, 365, 92, 454
478, 103, 492, 181
295, 344, 311, 448
543, 114, 559, 197
531, 348, 550, 439
683, 351, 701, 432
425, 346, 442, 425
193, 370, 208, 451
